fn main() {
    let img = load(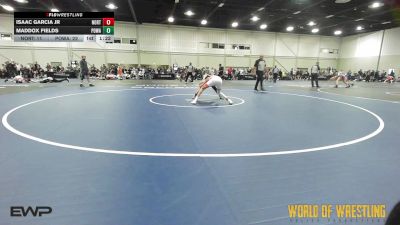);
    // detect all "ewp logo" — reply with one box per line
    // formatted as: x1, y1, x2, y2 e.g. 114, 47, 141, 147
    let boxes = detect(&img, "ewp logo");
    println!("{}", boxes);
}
10, 206, 52, 217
